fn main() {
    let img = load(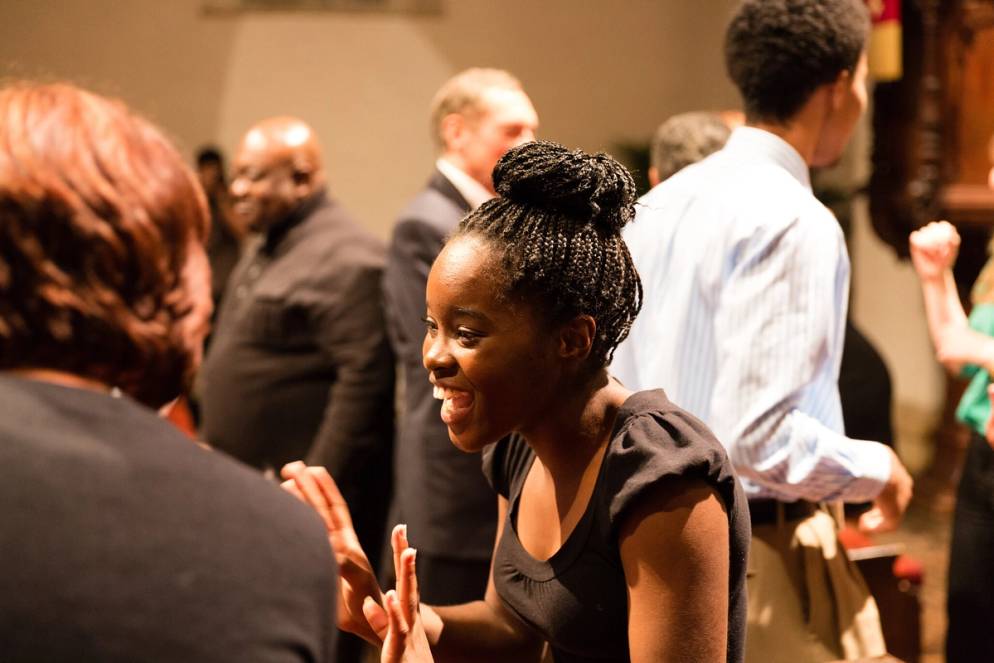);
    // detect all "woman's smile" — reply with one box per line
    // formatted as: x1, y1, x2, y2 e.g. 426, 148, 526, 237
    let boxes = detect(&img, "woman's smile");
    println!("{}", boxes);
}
432, 384, 475, 427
